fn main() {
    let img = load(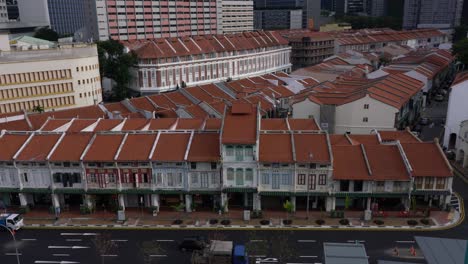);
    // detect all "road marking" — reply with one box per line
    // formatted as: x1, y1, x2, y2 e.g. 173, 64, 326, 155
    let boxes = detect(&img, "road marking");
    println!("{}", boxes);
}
156, 239, 174, 242
35, 261, 79, 264
396, 241, 415, 243
286, 263, 320, 264
52, 254, 70, 257
5, 253, 22, 256
101, 255, 118, 257
110, 239, 128, 242
300, 256, 318, 258
149, 255, 167, 257
250, 255, 267, 258
347, 240, 365, 243
60, 233, 97, 236
48, 246, 90, 249
298, 240, 316, 243
65, 239, 82, 242
21, 238, 37, 241
250, 240, 264, 242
